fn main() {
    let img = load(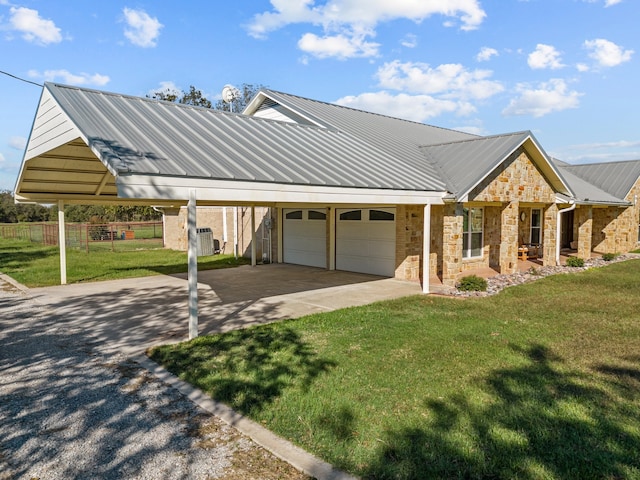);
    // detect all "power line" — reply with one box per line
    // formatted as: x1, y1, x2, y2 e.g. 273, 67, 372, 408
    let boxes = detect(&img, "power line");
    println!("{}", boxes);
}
0, 70, 43, 87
